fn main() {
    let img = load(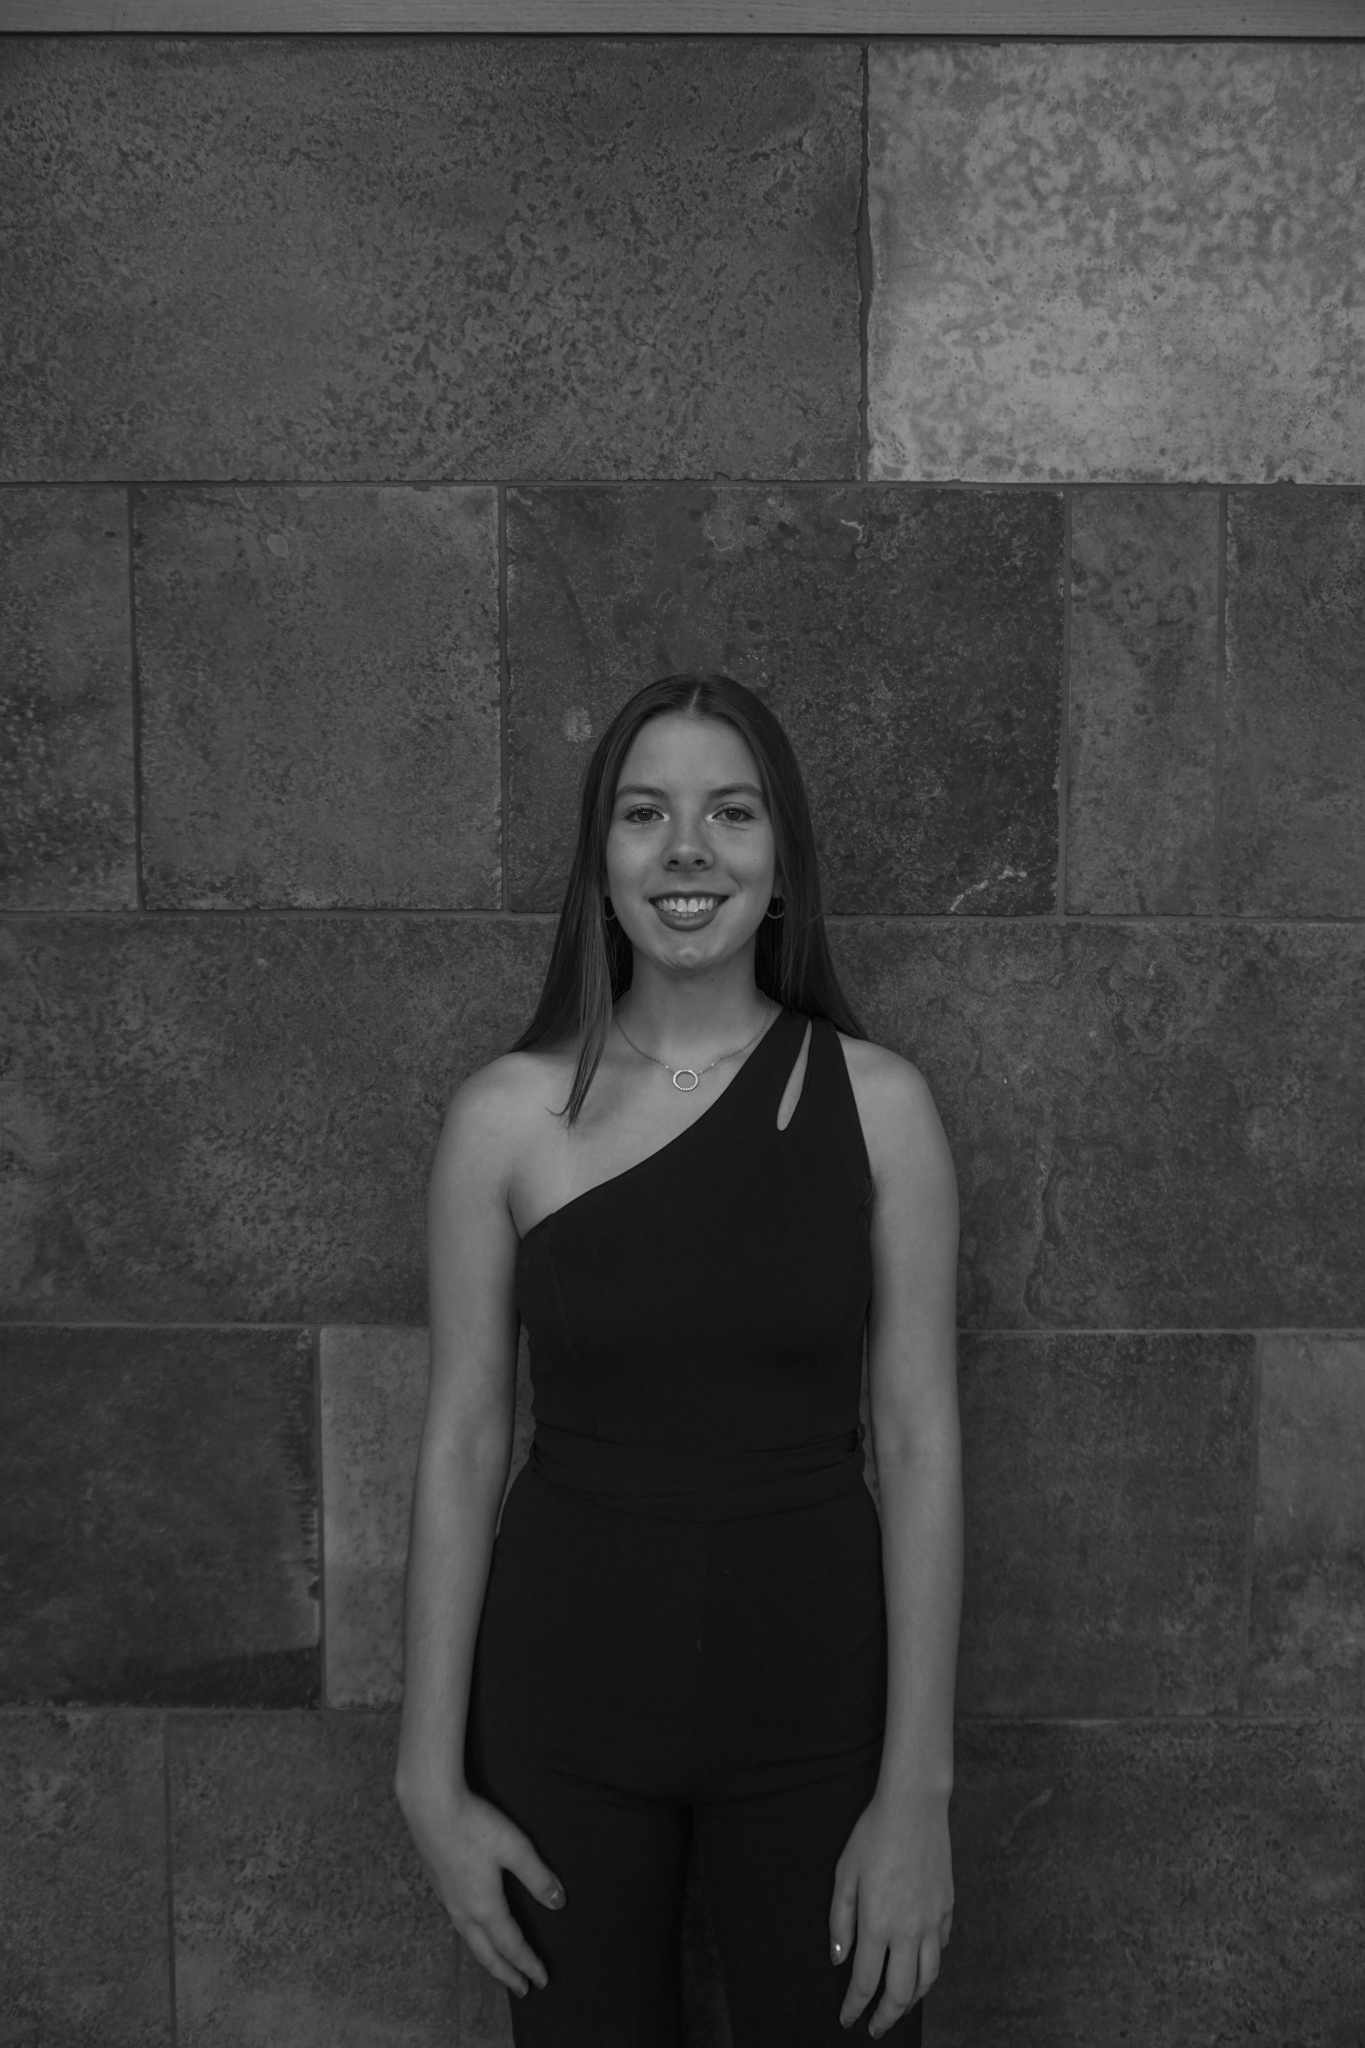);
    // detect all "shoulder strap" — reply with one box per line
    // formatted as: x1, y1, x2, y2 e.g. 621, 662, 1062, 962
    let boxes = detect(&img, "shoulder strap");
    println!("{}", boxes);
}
805, 1015, 875, 1197
730, 1004, 808, 1129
